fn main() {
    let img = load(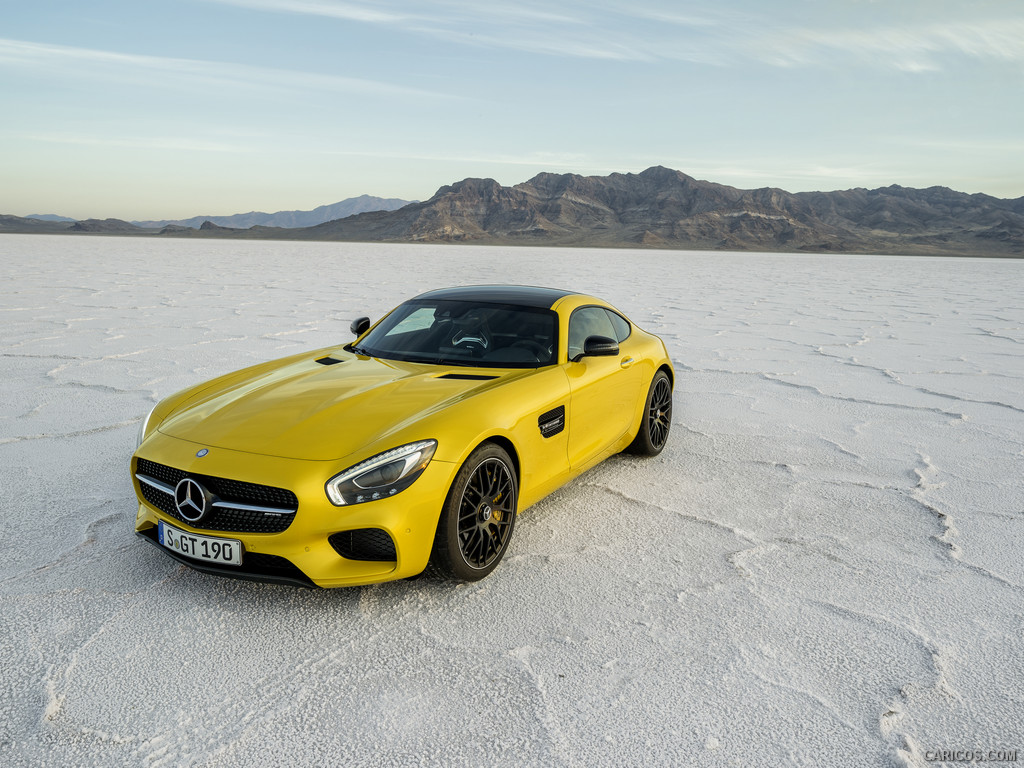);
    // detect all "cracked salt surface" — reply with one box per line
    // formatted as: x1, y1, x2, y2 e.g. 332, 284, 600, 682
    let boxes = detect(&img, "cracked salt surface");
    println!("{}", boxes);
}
1, 235, 1022, 767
